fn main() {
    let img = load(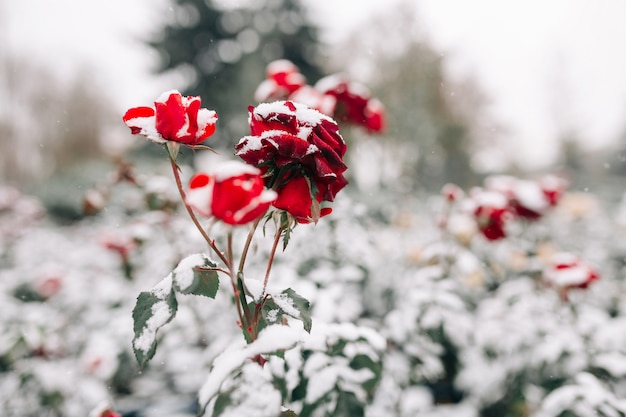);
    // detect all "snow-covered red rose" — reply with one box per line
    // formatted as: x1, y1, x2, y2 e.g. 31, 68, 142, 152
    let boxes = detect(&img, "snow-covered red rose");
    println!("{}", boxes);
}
314, 74, 386, 133
235, 101, 347, 223
544, 252, 599, 291
469, 189, 512, 241
186, 161, 276, 225
122, 90, 217, 145
254, 59, 307, 102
